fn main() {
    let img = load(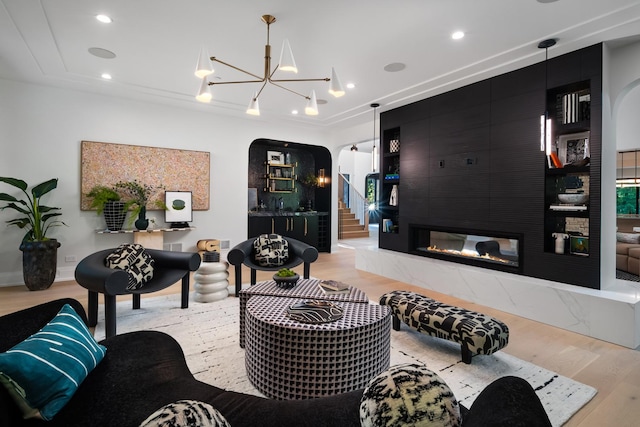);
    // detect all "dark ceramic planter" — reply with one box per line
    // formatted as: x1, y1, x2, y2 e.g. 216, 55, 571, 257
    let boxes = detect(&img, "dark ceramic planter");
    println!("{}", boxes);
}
273, 273, 299, 289
103, 201, 127, 231
19, 239, 61, 291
